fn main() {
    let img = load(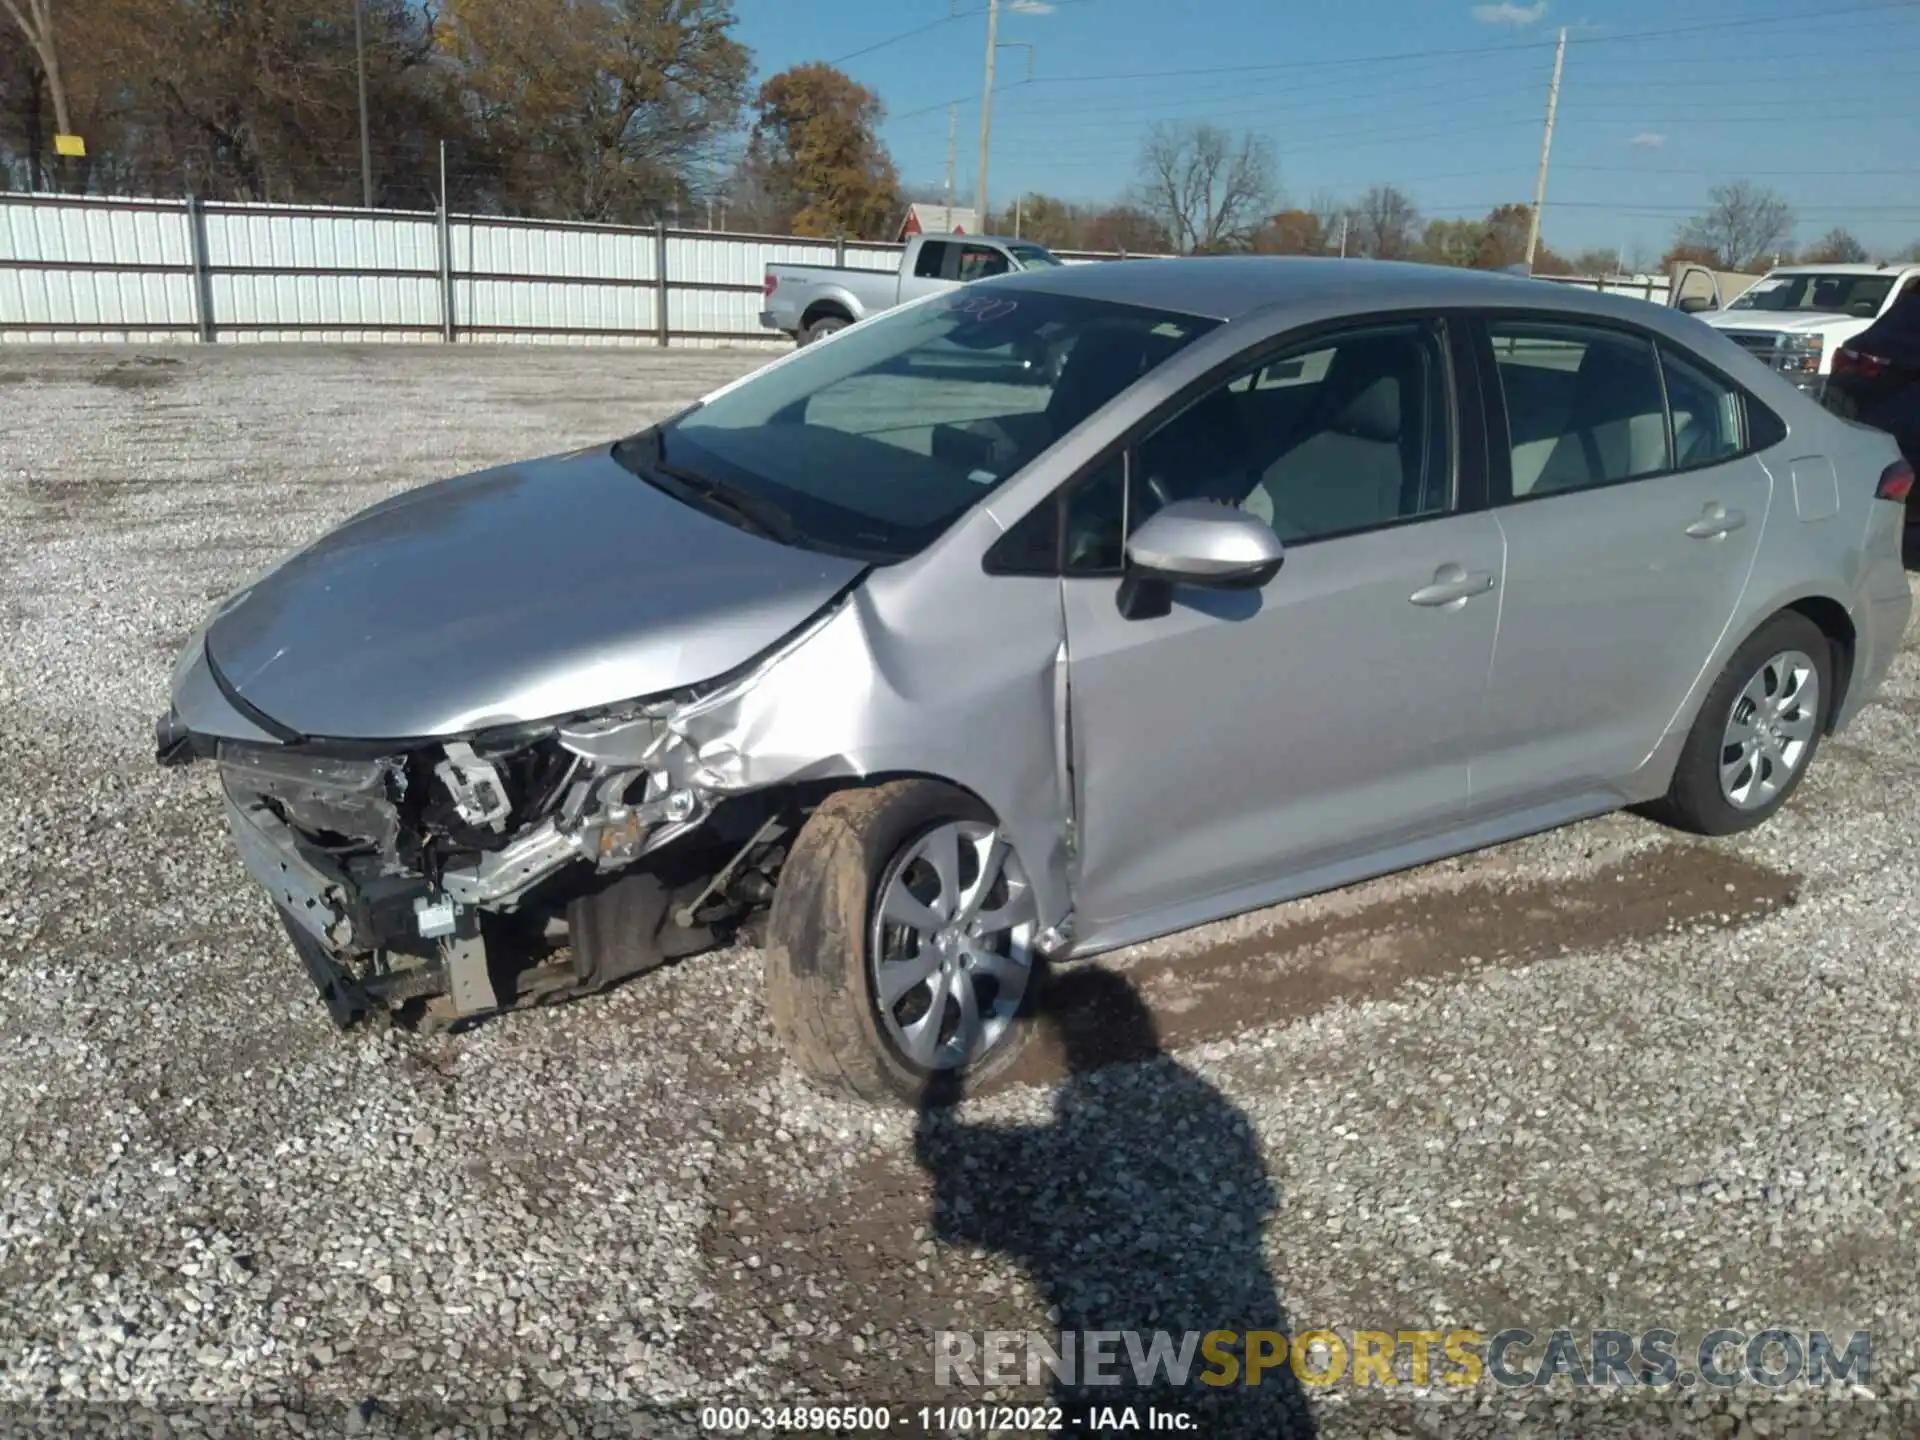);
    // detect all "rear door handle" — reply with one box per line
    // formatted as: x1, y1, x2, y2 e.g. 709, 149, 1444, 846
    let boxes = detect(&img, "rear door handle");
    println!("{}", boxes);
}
1409, 567, 1498, 607
1685, 503, 1748, 539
